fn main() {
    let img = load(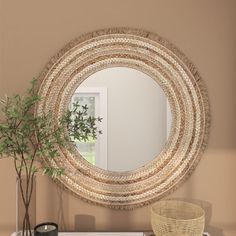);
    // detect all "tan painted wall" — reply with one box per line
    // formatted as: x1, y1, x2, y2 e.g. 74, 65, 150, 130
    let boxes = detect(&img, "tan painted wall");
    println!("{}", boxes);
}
0, 0, 236, 236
